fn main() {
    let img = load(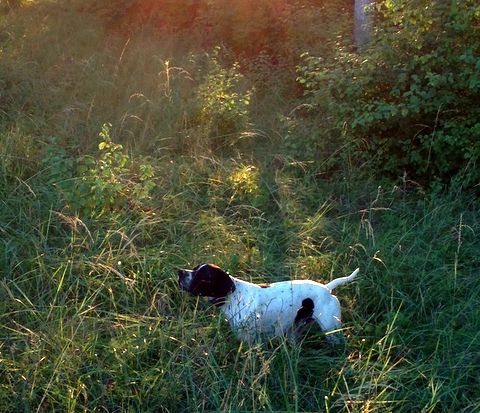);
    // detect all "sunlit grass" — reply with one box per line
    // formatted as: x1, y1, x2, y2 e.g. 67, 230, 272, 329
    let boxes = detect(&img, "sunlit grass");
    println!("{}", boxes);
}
2, 143, 479, 411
